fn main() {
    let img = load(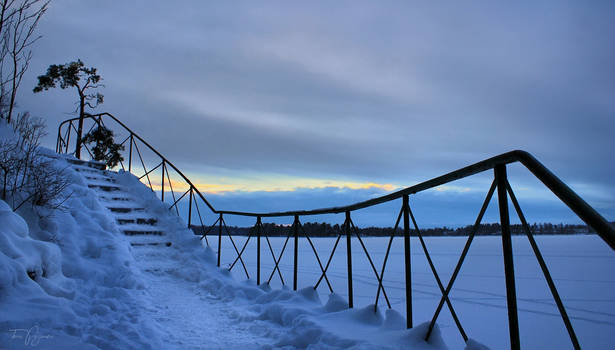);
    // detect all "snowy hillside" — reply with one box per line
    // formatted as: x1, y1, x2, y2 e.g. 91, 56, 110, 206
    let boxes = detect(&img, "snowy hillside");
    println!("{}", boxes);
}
0, 153, 166, 349
0, 150, 463, 349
